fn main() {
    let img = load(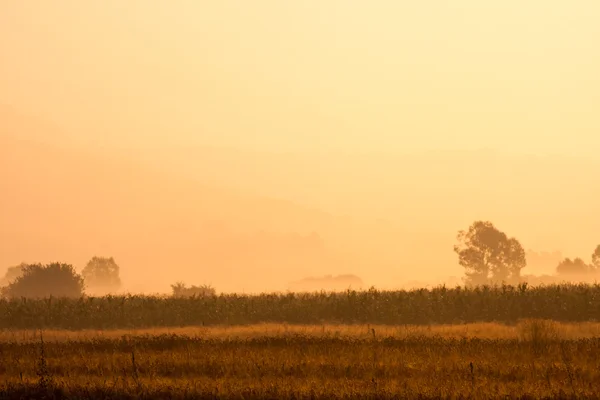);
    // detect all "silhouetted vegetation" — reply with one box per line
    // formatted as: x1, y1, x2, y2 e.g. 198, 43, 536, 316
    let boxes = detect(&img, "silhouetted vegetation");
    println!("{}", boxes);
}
592, 245, 600, 269
81, 256, 121, 294
170, 282, 216, 298
550, 244, 600, 281
0, 263, 25, 286
0, 263, 84, 299
454, 221, 526, 285
1, 284, 600, 329
556, 257, 593, 275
